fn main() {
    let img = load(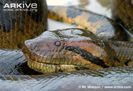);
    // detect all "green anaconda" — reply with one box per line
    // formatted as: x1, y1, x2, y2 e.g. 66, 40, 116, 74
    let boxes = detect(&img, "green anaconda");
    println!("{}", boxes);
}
48, 6, 133, 41
0, 2, 133, 73
22, 28, 133, 73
